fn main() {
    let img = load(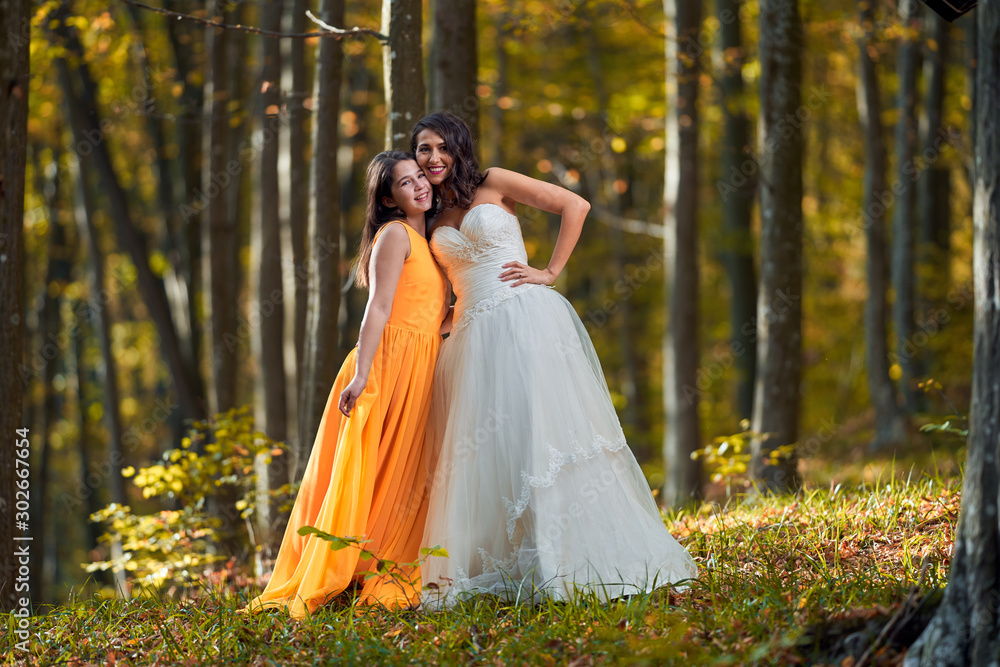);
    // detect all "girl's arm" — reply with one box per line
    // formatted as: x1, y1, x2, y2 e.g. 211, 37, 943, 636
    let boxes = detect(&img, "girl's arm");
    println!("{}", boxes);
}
339, 223, 410, 416
483, 167, 591, 287
439, 304, 455, 335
